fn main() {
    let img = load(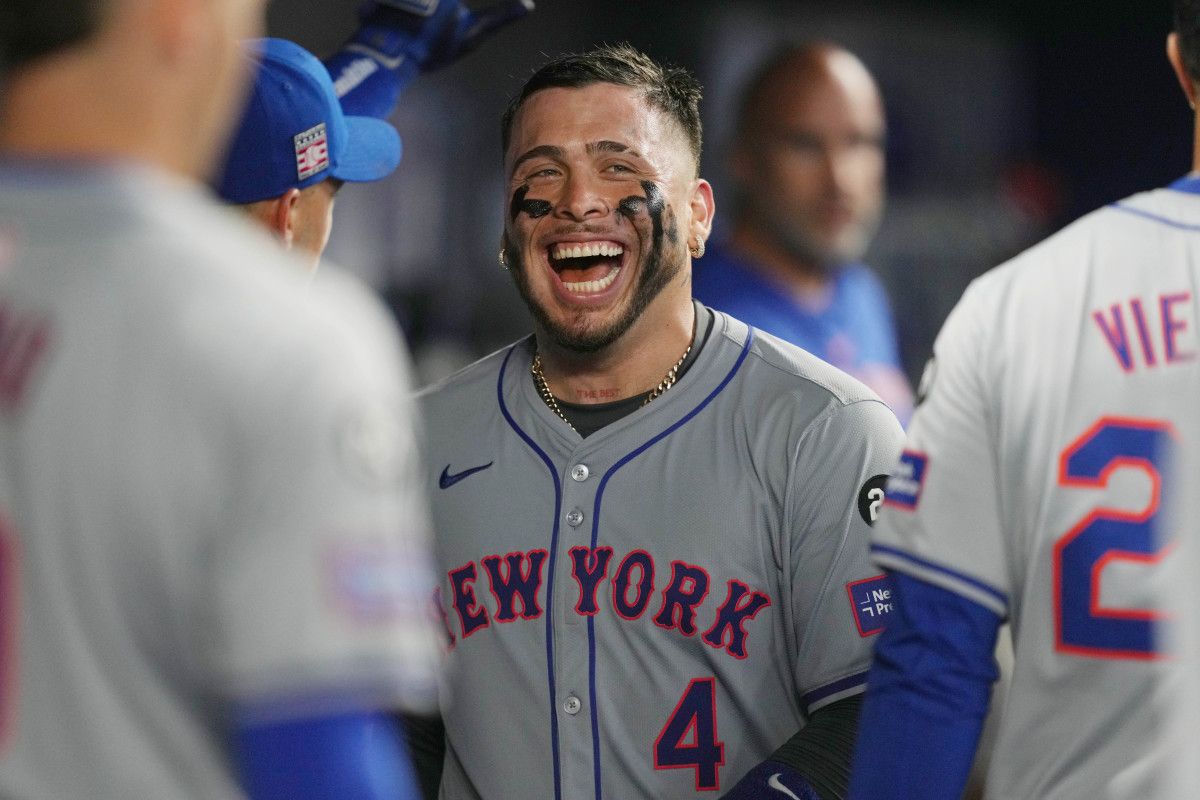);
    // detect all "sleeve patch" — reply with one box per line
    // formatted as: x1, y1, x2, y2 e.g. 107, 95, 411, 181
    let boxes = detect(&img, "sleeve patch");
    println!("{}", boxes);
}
857, 474, 890, 526
329, 541, 427, 623
883, 450, 928, 511
846, 574, 894, 636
